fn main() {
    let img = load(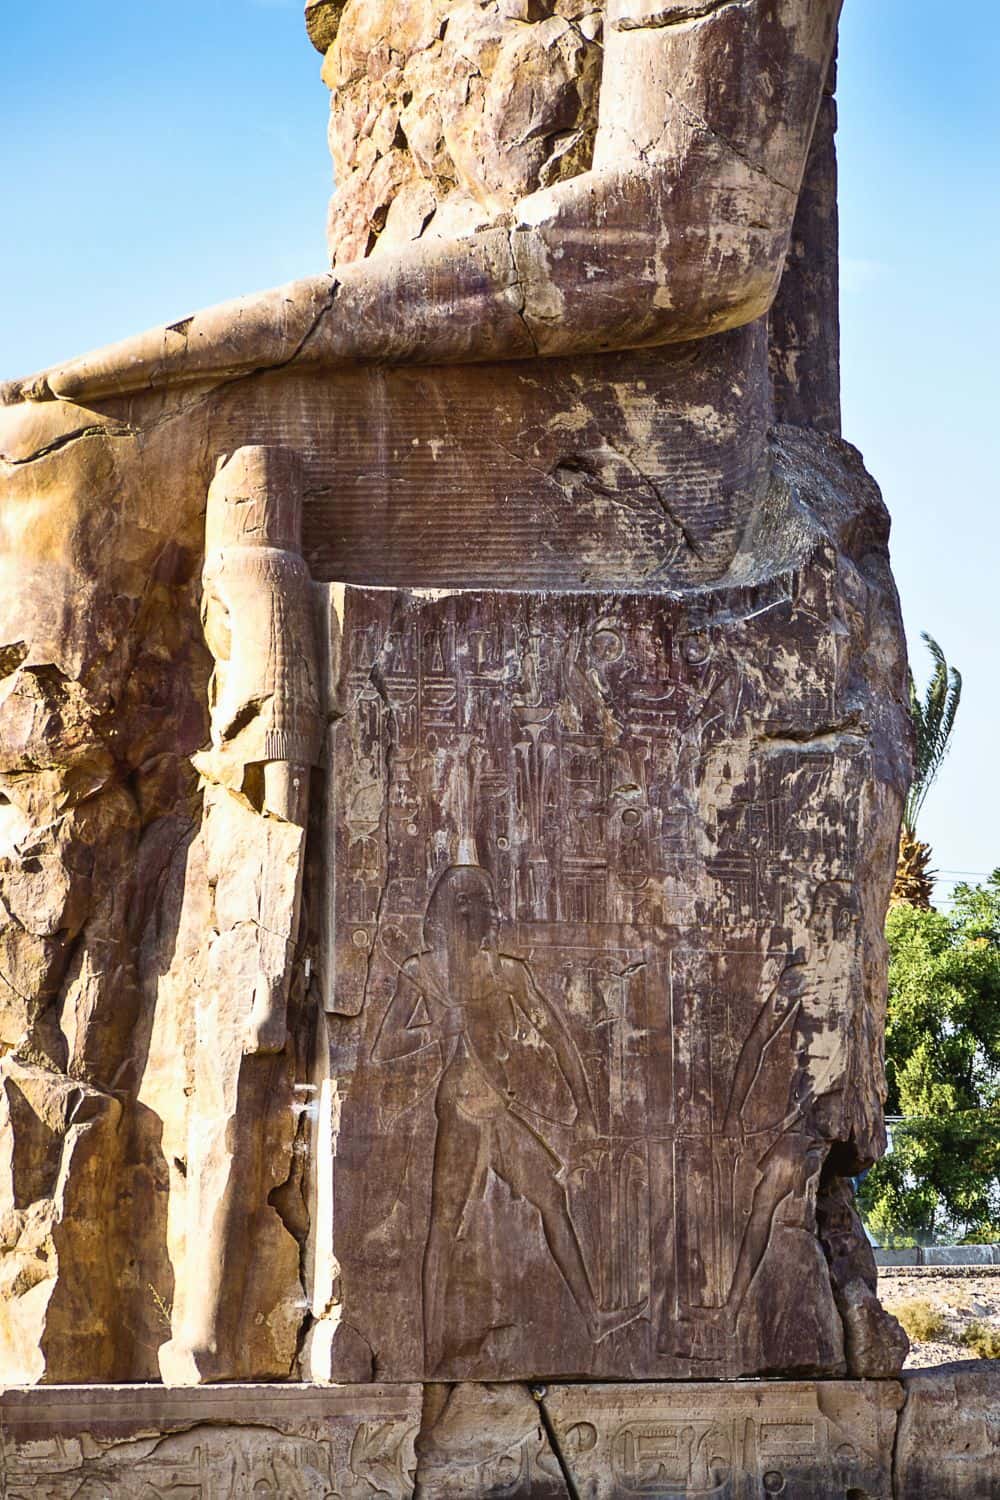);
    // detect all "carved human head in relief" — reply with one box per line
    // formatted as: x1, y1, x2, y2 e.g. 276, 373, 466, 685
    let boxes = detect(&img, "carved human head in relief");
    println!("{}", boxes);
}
424, 865, 503, 955
809, 881, 858, 948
